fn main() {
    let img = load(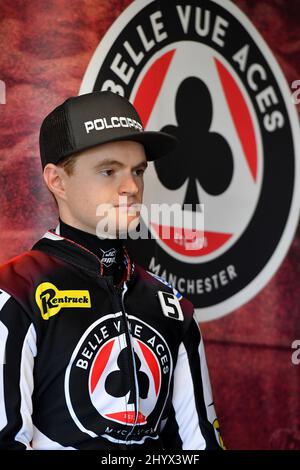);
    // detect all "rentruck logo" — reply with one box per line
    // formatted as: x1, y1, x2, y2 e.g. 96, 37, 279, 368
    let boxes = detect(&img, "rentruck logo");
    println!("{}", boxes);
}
35, 282, 91, 320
